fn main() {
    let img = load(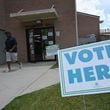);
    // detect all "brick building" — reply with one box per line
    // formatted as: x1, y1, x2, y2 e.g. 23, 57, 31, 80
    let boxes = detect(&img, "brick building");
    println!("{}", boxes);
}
0, 0, 99, 63
77, 12, 99, 38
